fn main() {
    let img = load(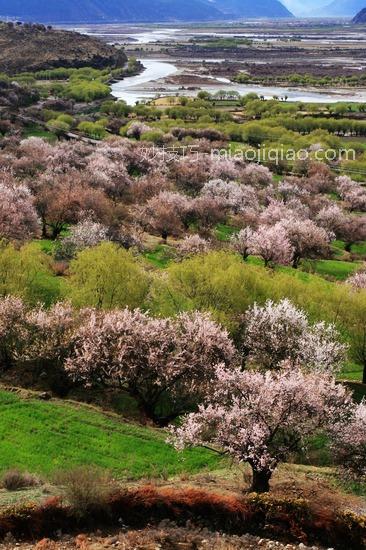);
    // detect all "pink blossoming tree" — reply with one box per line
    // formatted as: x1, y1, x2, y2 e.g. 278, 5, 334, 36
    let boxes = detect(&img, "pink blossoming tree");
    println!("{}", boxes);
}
347, 271, 366, 291
231, 227, 254, 261
171, 365, 353, 492
278, 217, 333, 268
0, 182, 40, 241
247, 225, 293, 268
65, 309, 236, 426
331, 401, 366, 480
178, 235, 210, 258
